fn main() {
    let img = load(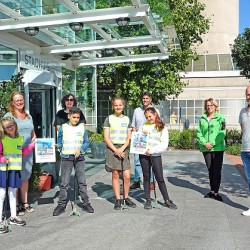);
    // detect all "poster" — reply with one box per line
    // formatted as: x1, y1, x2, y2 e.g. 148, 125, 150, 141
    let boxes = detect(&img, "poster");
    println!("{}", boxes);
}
35, 138, 56, 163
130, 132, 148, 154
